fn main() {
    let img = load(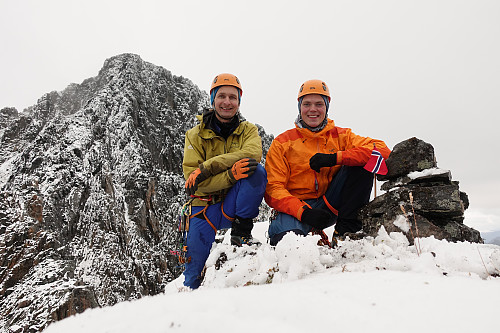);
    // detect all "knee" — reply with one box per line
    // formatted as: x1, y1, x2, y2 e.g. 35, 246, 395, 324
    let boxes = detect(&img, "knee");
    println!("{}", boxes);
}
253, 164, 267, 181
347, 166, 373, 181
247, 164, 267, 189
270, 229, 307, 246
